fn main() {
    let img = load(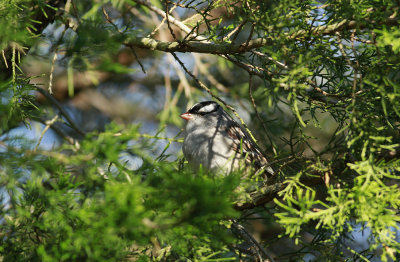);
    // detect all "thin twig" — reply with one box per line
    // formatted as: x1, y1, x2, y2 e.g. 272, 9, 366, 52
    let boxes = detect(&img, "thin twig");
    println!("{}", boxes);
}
230, 219, 275, 262
353, 36, 374, 44
103, 7, 146, 74
34, 86, 85, 137
313, 86, 329, 96
165, 0, 178, 40
148, 15, 168, 37
262, 154, 302, 170
252, 51, 288, 70
168, 53, 191, 97
350, 30, 361, 70
65, 0, 80, 30
44, 120, 79, 147
34, 115, 59, 152
171, 52, 216, 97
335, 32, 354, 69
102, 7, 121, 32
268, 157, 298, 181
167, 1, 186, 8
2, 49, 8, 68
350, 30, 360, 124
147, 1, 182, 38
244, 22, 256, 49
49, 25, 68, 94
129, 45, 147, 74
254, 153, 302, 181
132, 0, 205, 40
193, 53, 228, 92
224, 20, 247, 41
223, 54, 273, 76
248, 75, 277, 155
48, 52, 57, 95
